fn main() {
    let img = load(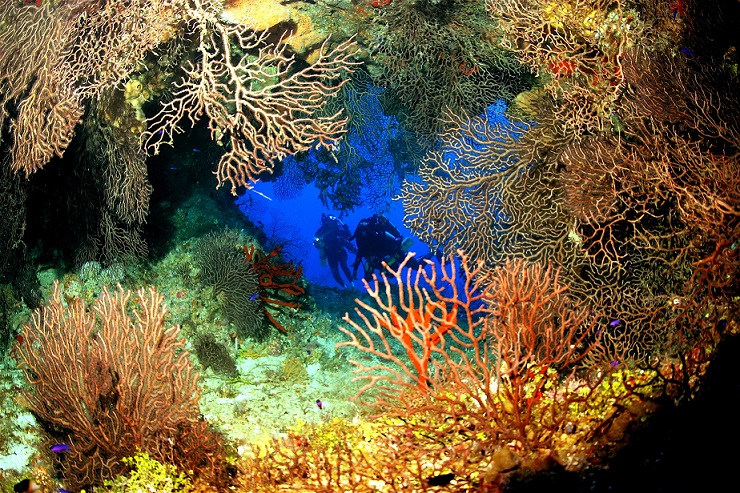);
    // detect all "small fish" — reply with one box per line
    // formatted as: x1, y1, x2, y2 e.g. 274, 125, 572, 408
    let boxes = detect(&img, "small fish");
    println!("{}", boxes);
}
13, 479, 40, 493
306, 349, 312, 355
57, 489, 72, 493
609, 319, 622, 327
425, 473, 455, 487
610, 360, 620, 367
679, 47, 696, 58
315, 399, 323, 410
192, 148, 201, 153
50, 443, 71, 453
249, 292, 259, 301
